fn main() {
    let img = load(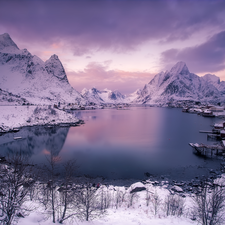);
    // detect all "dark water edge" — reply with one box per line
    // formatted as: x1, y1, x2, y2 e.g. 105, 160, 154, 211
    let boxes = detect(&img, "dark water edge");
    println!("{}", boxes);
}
0, 107, 224, 184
